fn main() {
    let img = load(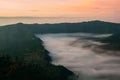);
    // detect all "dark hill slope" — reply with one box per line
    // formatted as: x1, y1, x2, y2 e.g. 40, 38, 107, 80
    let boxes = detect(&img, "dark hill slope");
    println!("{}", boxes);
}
0, 25, 74, 80
100, 33, 120, 51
